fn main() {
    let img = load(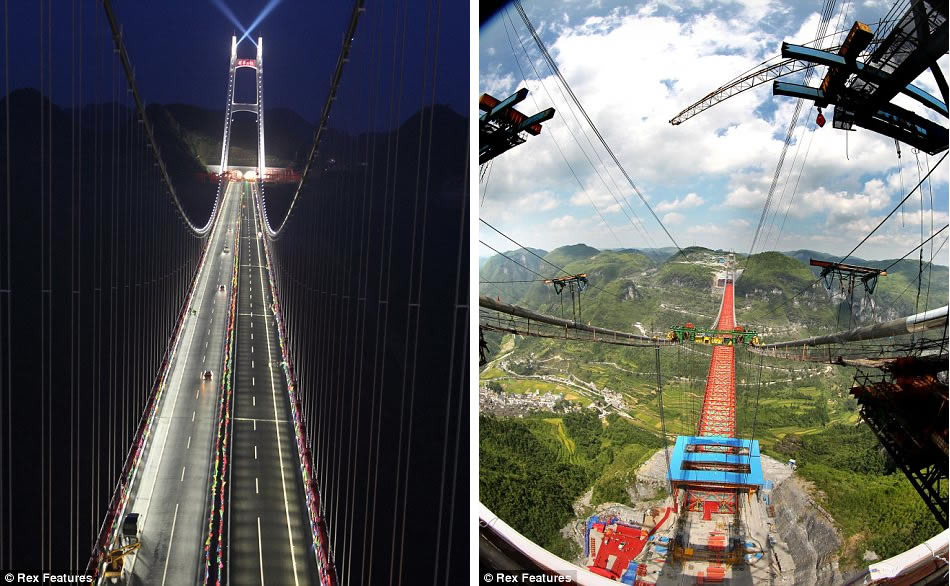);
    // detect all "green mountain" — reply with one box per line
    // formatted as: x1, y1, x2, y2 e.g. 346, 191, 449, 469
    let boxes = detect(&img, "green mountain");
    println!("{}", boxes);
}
480, 244, 947, 338
479, 247, 549, 302
157, 103, 315, 168
777, 249, 949, 323
542, 243, 599, 267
